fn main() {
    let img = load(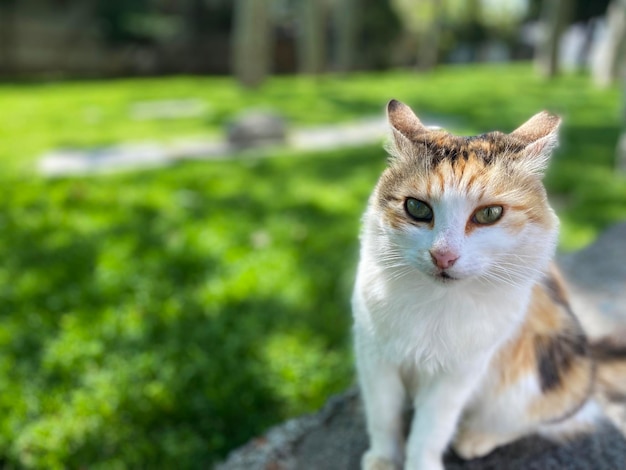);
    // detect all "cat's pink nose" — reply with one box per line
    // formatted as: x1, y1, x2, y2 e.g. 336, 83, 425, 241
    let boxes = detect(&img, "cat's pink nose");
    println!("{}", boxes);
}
430, 250, 459, 269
